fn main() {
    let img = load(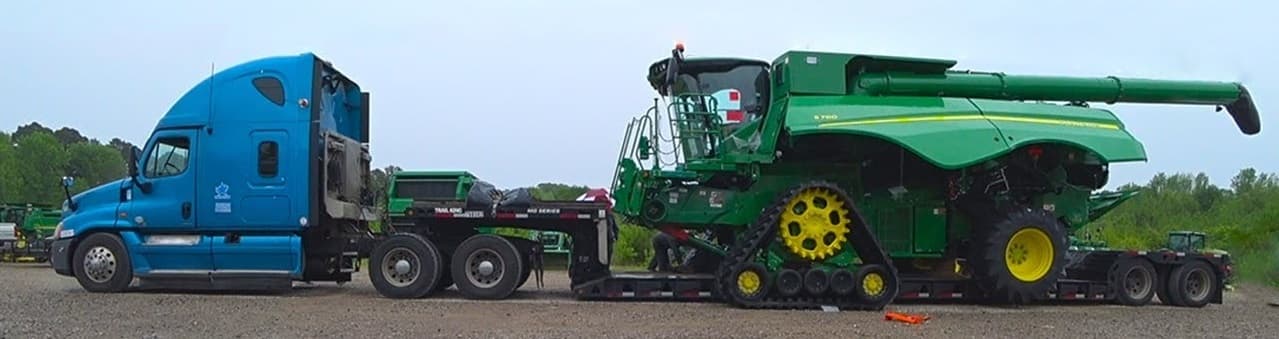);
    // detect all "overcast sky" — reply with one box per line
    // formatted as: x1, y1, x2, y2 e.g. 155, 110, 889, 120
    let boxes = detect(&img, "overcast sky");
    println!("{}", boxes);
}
3, 0, 1274, 190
